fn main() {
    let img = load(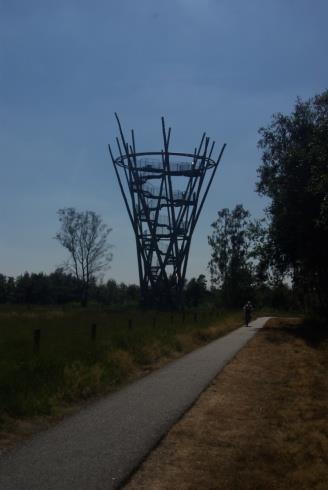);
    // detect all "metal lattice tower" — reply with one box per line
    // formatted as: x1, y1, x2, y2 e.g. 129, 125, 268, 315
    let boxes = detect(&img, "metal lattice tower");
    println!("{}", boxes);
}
108, 114, 226, 308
